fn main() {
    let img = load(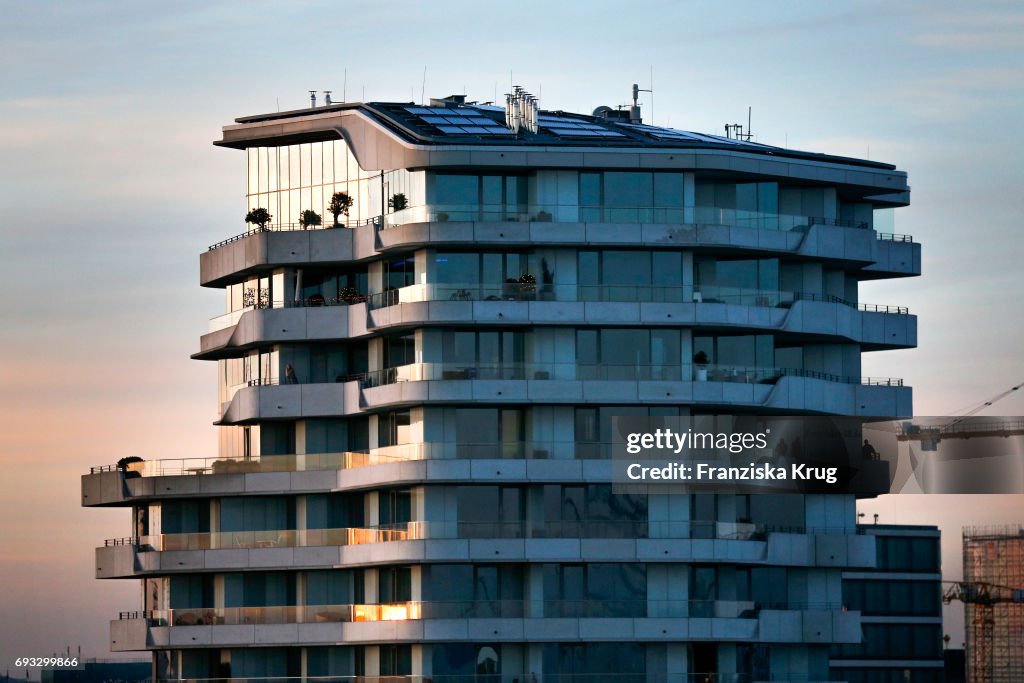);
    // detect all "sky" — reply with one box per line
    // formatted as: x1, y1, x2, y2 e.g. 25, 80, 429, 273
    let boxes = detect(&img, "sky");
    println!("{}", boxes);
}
1, 0, 1023, 670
